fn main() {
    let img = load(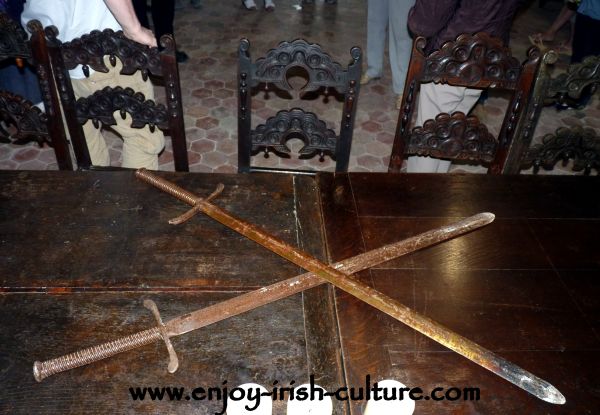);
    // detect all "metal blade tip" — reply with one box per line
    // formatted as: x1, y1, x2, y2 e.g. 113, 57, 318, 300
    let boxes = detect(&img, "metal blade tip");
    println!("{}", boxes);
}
542, 383, 566, 405
479, 212, 496, 223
